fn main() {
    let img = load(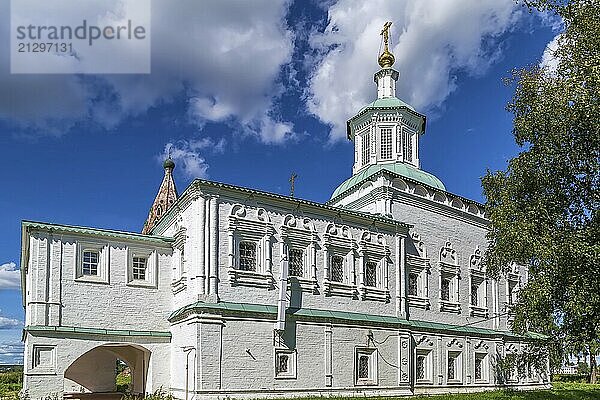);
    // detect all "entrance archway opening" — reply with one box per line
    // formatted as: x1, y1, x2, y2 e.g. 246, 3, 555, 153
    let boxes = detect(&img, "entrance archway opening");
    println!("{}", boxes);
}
64, 344, 150, 395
